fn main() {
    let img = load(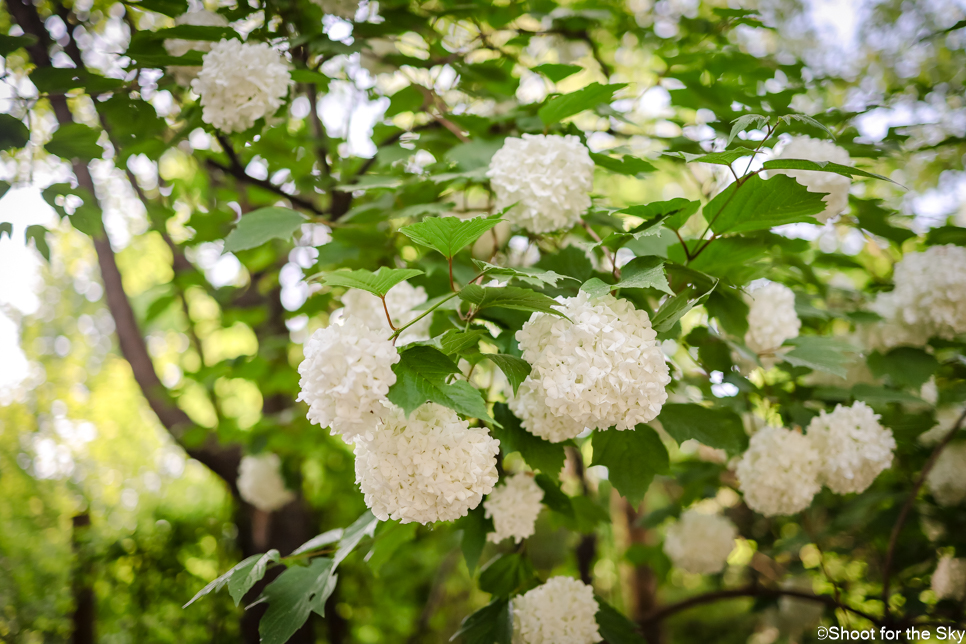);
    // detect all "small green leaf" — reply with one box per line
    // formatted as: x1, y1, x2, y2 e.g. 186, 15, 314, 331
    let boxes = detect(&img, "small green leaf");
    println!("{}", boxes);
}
532, 63, 583, 82
290, 69, 330, 87
258, 558, 336, 644
595, 598, 647, 644
123, 0, 188, 18
366, 521, 417, 576
492, 403, 566, 478
614, 256, 673, 295
782, 336, 858, 378
485, 354, 531, 396
153, 25, 237, 41
439, 329, 486, 356
471, 260, 577, 288
651, 281, 716, 332
534, 473, 574, 517
670, 149, 752, 166
478, 553, 537, 597
400, 214, 503, 259
25, 225, 50, 261
388, 346, 493, 420
728, 114, 769, 146
385, 84, 425, 117
618, 199, 700, 231
591, 425, 669, 507
291, 528, 344, 556
450, 598, 512, 644
455, 505, 492, 574
227, 549, 280, 606
867, 347, 939, 390
0, 114, 29, 150
851, 384, 922, 406
657, 404, 749, 456
334, 510, 380, 566
538, 82, 627, 126
595, 219, 666, 253
321, 267, 424, 298
184, 553, 264, 608
223, 207, 307, 253
0, 223, 13, 240
762, 159, 897, 184
589, 152, 656, 176
459, 284, 565, 318
580, 278, 612, 299
0, 34, 38, 56
778, 114, 836, 141
45, 123, 104, 161
30, 67, 126, 94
